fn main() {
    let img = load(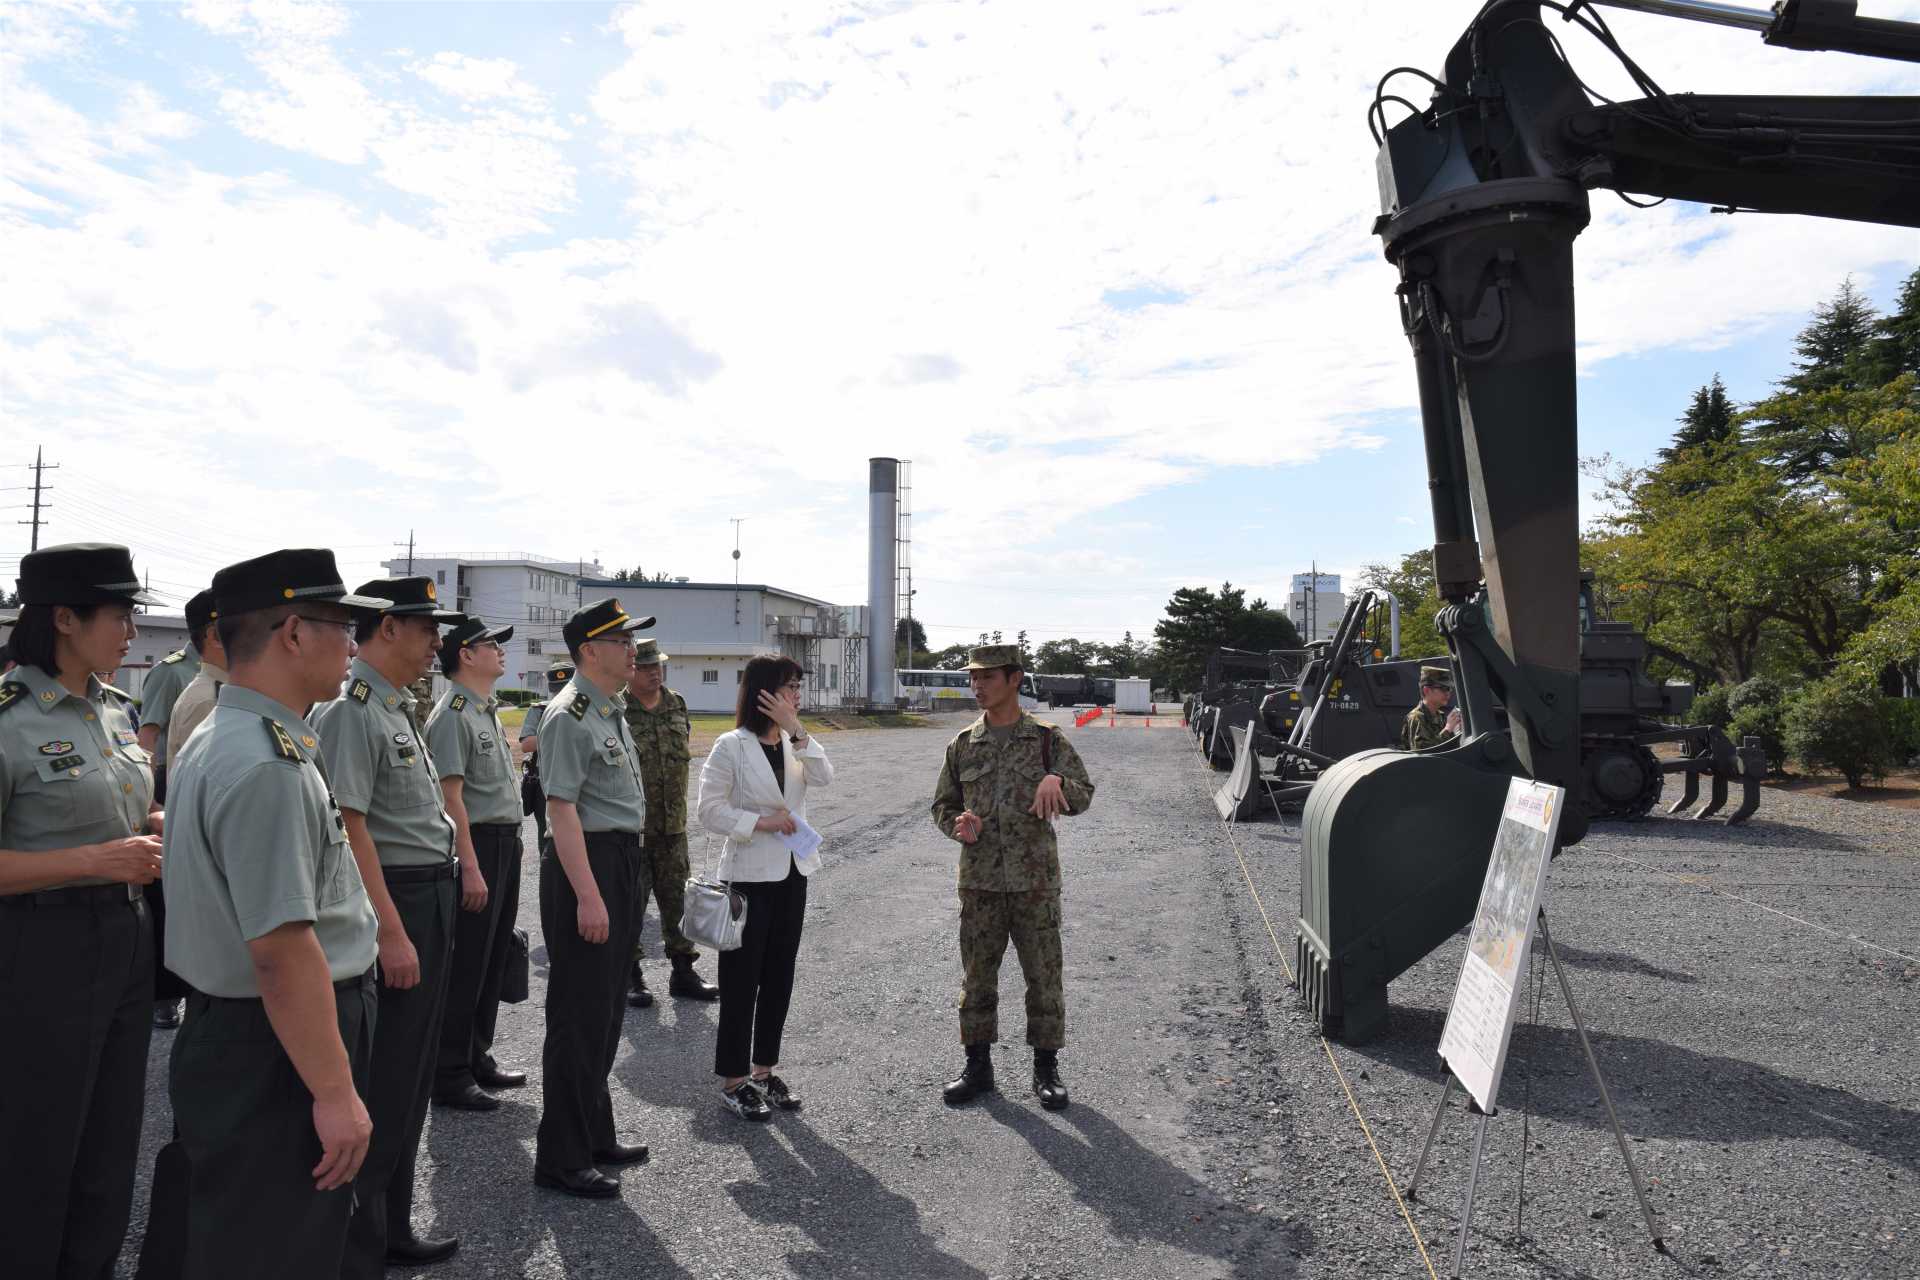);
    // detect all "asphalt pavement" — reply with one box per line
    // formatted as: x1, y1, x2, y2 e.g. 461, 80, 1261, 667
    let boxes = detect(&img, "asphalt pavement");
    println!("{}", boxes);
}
117, 709, 1917, 1278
